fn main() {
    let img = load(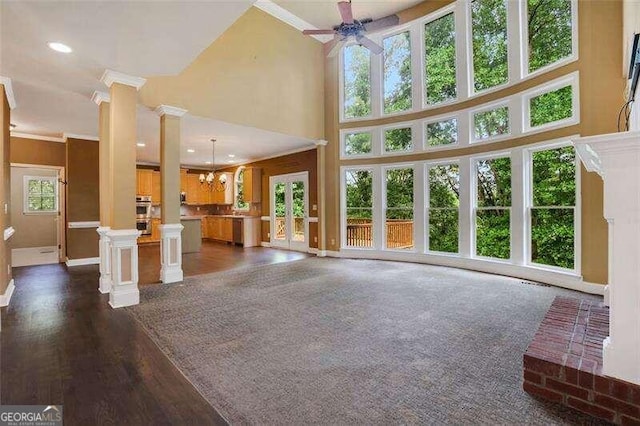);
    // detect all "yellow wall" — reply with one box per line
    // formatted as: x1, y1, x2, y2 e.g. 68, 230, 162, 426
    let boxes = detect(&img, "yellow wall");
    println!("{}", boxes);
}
140, 7, 325, 141
323, 0, 625, 285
